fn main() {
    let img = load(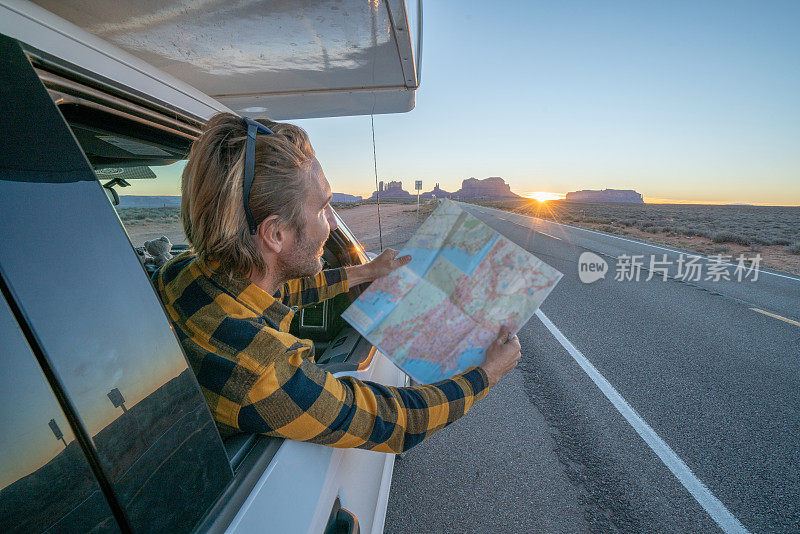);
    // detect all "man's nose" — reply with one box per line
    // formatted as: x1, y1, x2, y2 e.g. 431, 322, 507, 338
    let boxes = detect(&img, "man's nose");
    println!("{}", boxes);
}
326, 206, 338, 231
